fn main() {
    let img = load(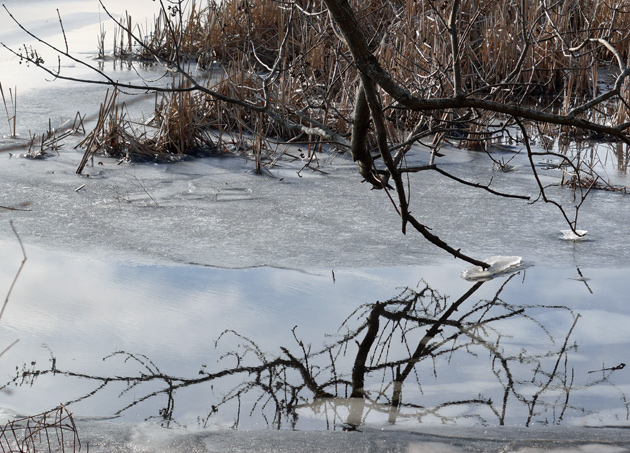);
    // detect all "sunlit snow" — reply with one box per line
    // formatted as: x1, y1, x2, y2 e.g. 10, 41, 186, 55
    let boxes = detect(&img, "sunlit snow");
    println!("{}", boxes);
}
561, 229, 588, 241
